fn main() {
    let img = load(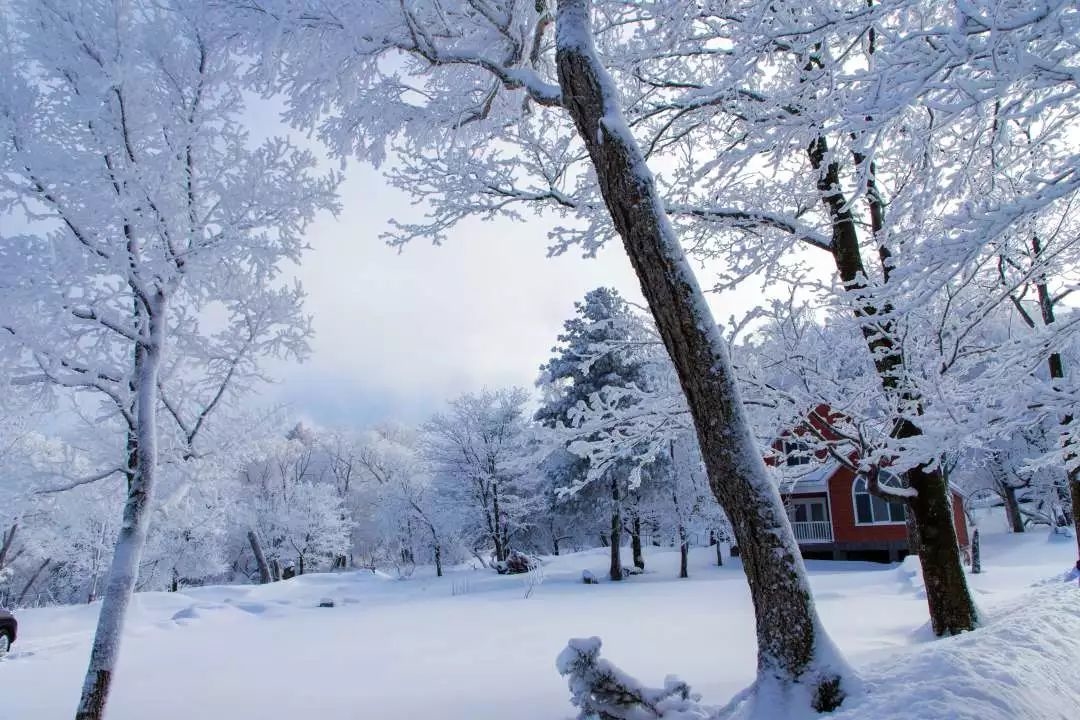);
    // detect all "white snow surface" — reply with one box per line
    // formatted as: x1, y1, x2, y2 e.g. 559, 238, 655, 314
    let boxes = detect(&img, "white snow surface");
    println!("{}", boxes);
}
1, 521, 1078, 720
